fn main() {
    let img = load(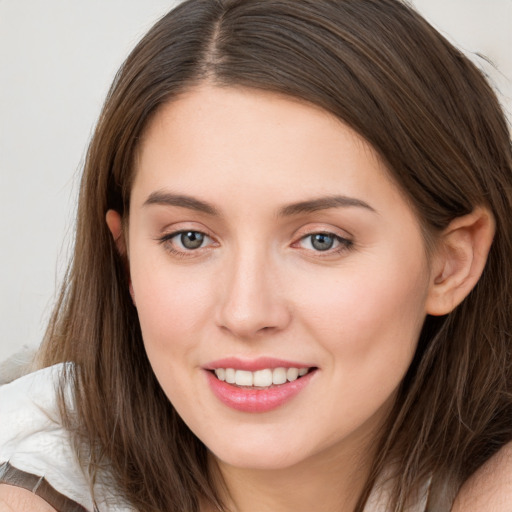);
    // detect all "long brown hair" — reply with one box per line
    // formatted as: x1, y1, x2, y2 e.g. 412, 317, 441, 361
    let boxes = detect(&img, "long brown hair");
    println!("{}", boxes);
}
38, 0, 512, 510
